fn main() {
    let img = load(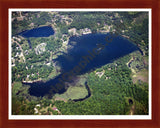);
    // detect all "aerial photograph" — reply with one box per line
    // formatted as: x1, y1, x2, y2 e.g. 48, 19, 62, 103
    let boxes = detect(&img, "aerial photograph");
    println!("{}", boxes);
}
10, 10, 149, 116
